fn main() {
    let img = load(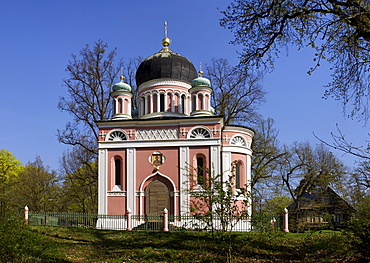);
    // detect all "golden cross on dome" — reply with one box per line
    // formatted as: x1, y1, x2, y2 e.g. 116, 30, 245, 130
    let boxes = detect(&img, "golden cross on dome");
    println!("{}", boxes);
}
164, 21, 168, 38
